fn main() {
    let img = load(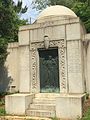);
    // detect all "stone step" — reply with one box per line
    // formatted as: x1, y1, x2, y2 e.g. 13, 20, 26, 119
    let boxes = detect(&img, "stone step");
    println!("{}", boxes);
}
35, 93, 60, 98
26, 109, 56, 117
30, 103, 55, 111
33, 98, 56, 104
